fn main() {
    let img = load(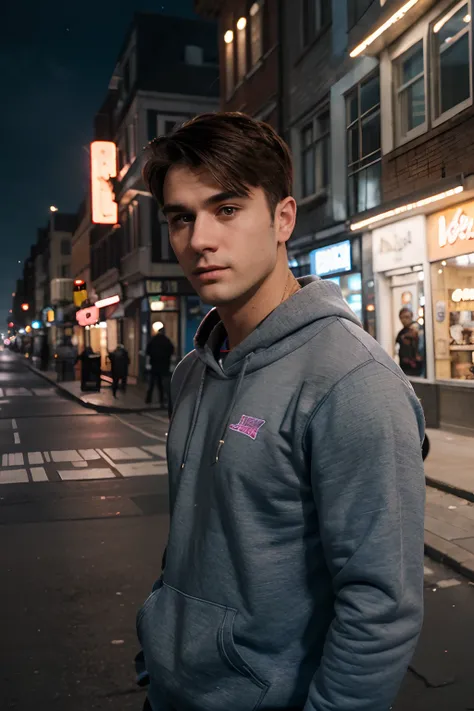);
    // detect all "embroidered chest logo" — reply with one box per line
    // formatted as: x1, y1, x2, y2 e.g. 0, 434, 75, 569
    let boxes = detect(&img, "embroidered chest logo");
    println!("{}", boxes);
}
229, 415, 266, 441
